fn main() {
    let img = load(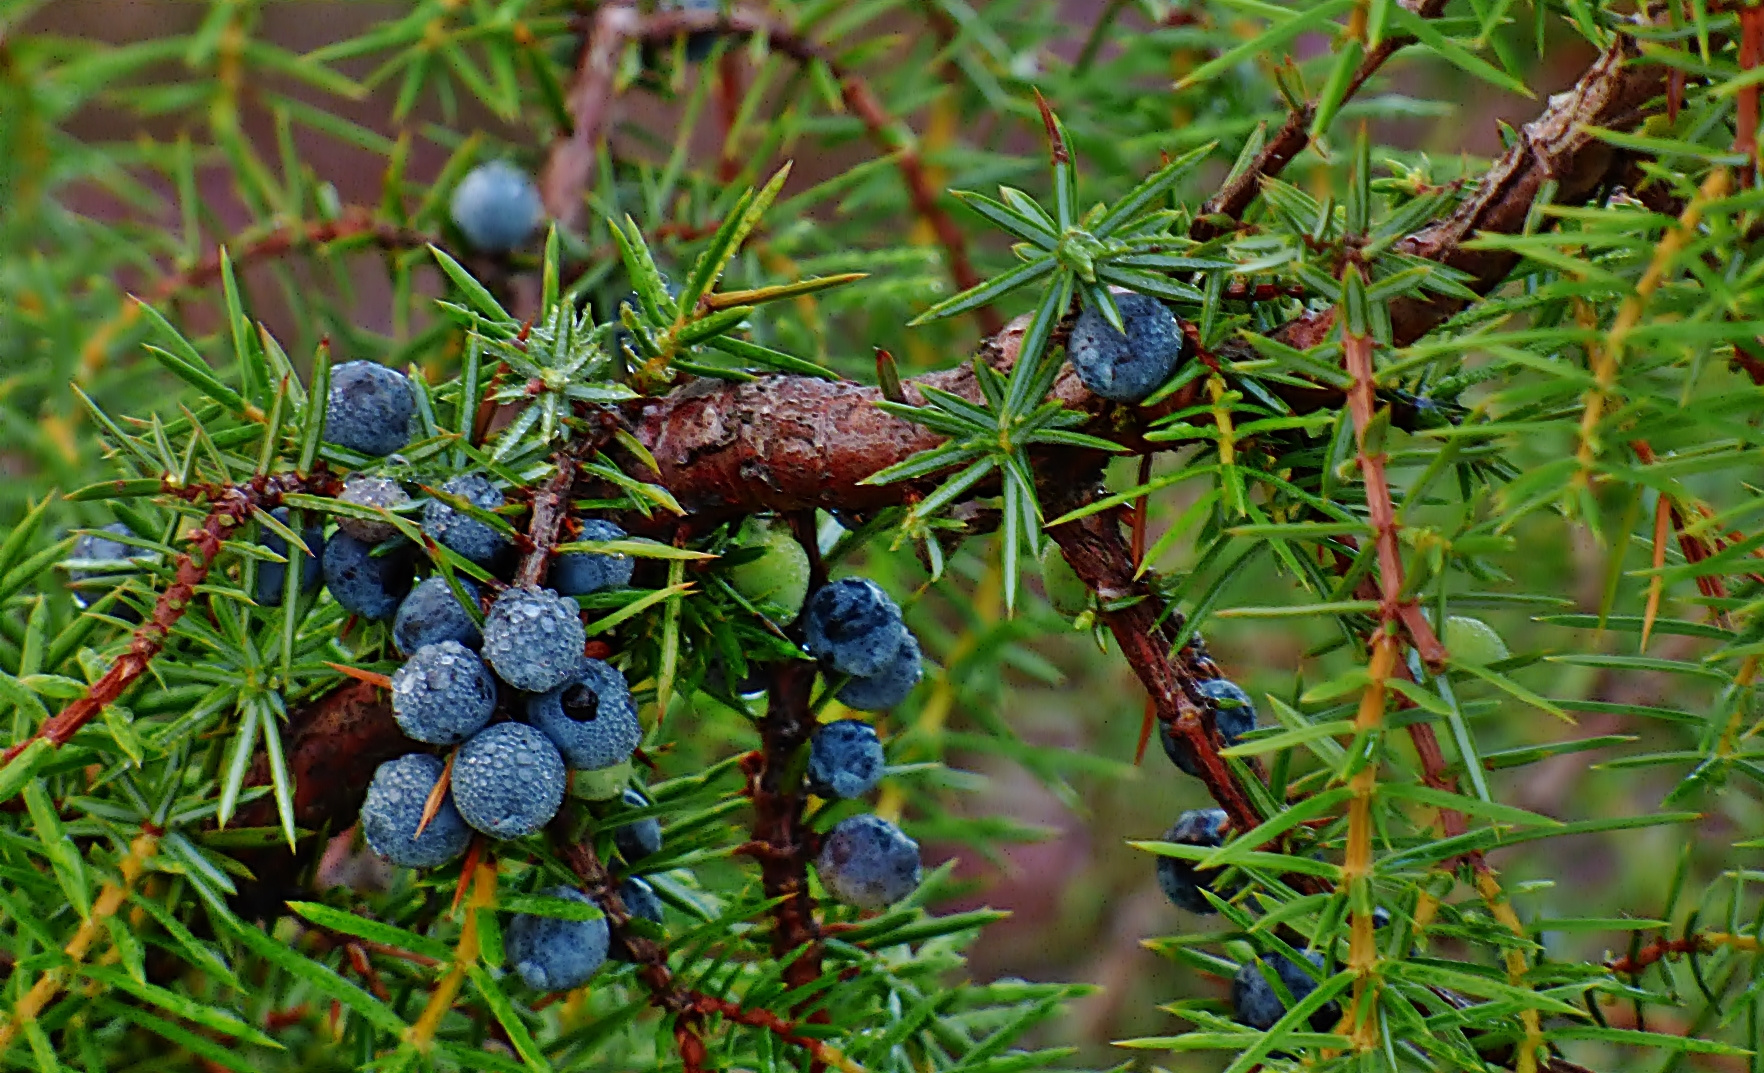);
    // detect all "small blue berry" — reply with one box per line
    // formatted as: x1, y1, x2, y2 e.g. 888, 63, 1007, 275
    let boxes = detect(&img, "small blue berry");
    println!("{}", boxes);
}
503, 886, 609, 991
836, 632, 922, 712
816, 814, 921, 910
551, 520, 634, 596
422, 473, 510, 567
337, 476, 410, 544
255, 509, 324, 606
360, 754, 471, 868
807, 720, 885, 799
606, 876, 664, 962
803, 577, 909, 678
612, 788, 662, 863
325, 361, 415, 457
322, 531, 414, 620
1066, 292, 1186, 403
394, 576, 482, 656
450, 161, 545, 254
391, 641, 497, 745
67, 522, 138, 608
450, 722, 567, 839
526, 658, 641, 770
1155, 808, 1230, 914
1232, 951, 1339, 1032
1161, 678, 1258, 777
483, 588, 586, 694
